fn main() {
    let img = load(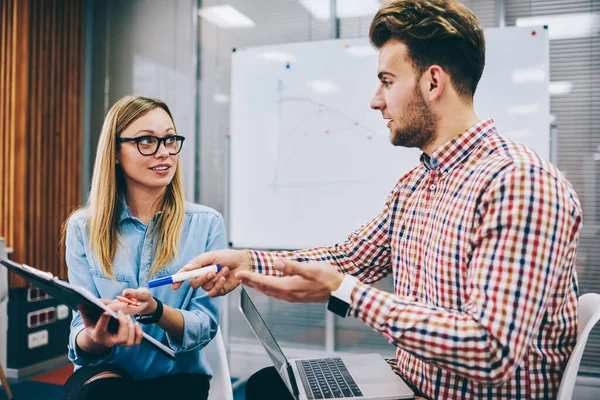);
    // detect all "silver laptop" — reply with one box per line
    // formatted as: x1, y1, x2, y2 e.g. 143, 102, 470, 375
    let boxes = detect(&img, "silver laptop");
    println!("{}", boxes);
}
239, 288, 414, 400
